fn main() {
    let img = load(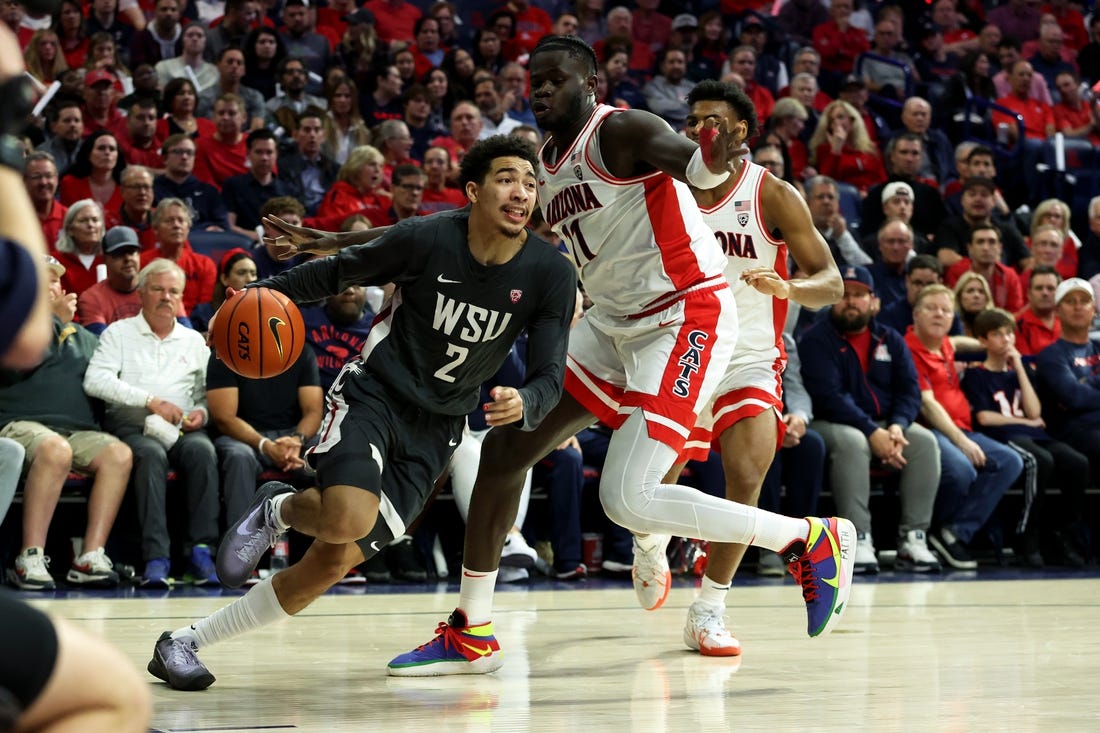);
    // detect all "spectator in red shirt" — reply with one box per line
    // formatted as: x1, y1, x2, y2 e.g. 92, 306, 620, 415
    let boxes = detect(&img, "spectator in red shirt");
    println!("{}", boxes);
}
1031, 198, 1081, 280
409, 15, 443, 79
114, 98, 164, 171
1052, 70, 1100, 145
59, 129, 124, 211
811, 0, 868, 95
945, 223, 1026, 314
1015, 265, 1062, 354
501, 0, 553, 57
81, 69, 127, 137
726, 45, 774, 123
193, 94, 250, 189
105, 165, 157, 248
808, 99, 886, 195
24, 152, 68, 248
1044, 0, 1088, 52
140, 198, 217, 315
364, 0, 421, 44
313, 144, 392, 230
50, 199, 105, 298
631, 0, 671, 63
995, 61, 1056, 142
1022, 226, 1069, 291
419, 144, 467, 214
